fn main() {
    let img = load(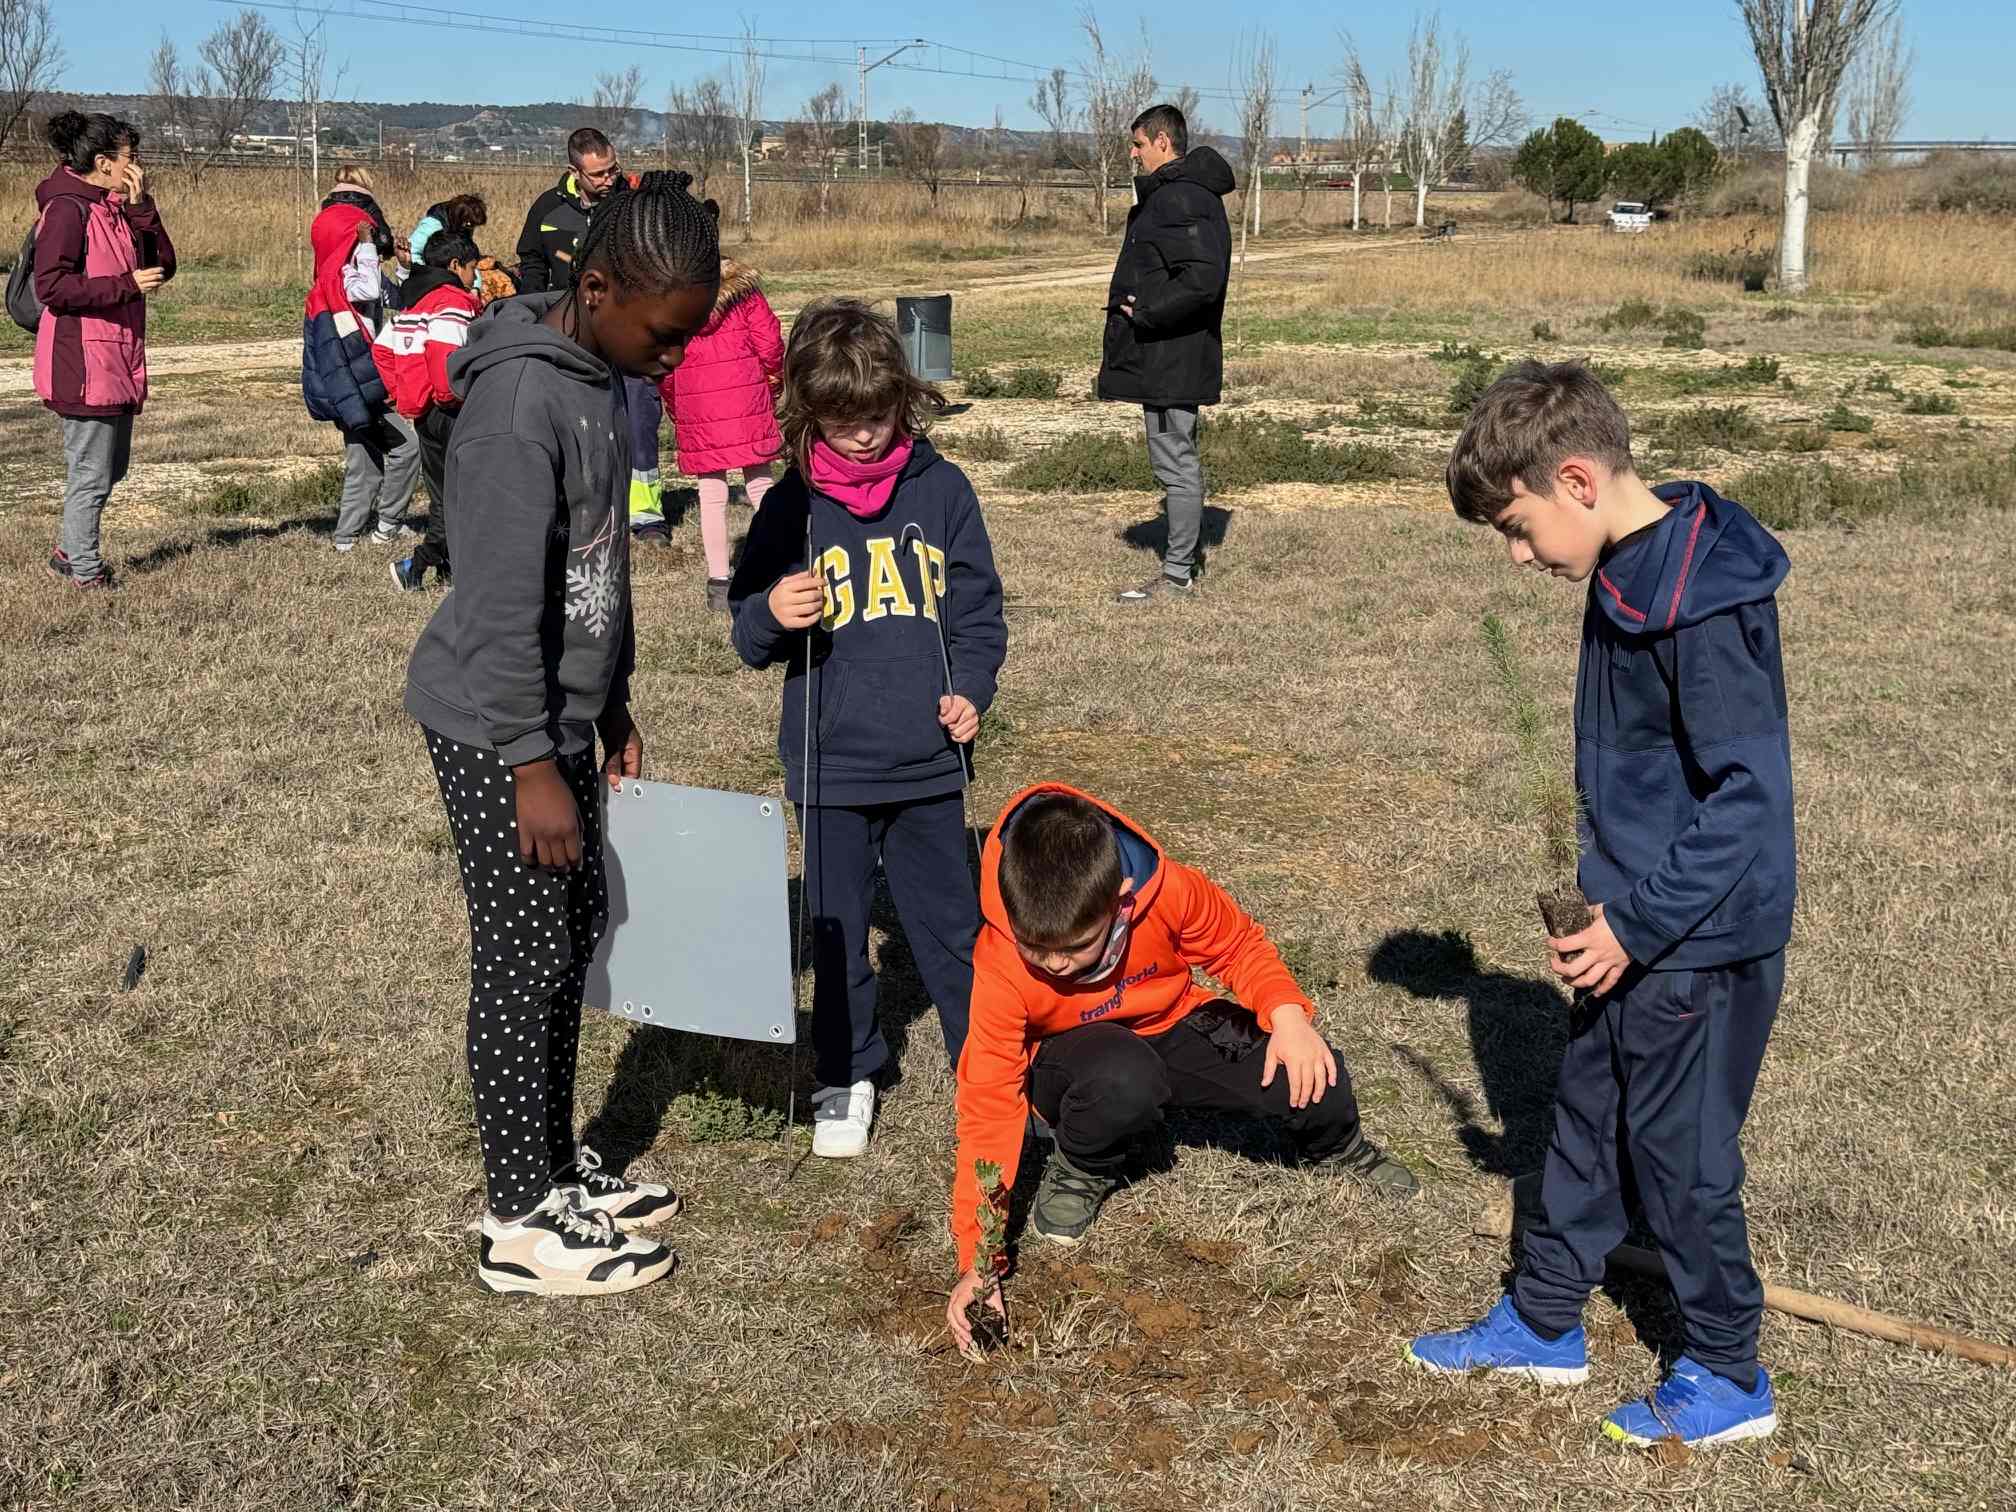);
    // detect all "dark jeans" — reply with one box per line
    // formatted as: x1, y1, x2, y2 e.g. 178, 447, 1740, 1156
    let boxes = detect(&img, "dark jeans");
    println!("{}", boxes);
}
414, 405, 457, 579
1512, 954, 1784, 1390
801, 793, 976, 1088
1029, 1002, 1363, 1176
